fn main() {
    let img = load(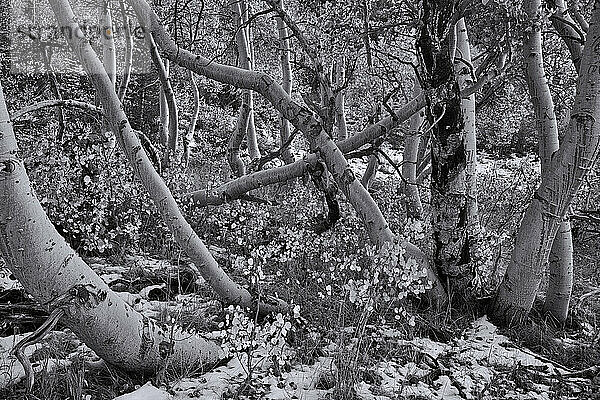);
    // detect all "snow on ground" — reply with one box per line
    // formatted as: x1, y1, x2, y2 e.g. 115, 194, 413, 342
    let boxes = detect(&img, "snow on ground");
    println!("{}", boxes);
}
12, 315, 580, 400
356, 316, 587, 400
0, 331, 93, 390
